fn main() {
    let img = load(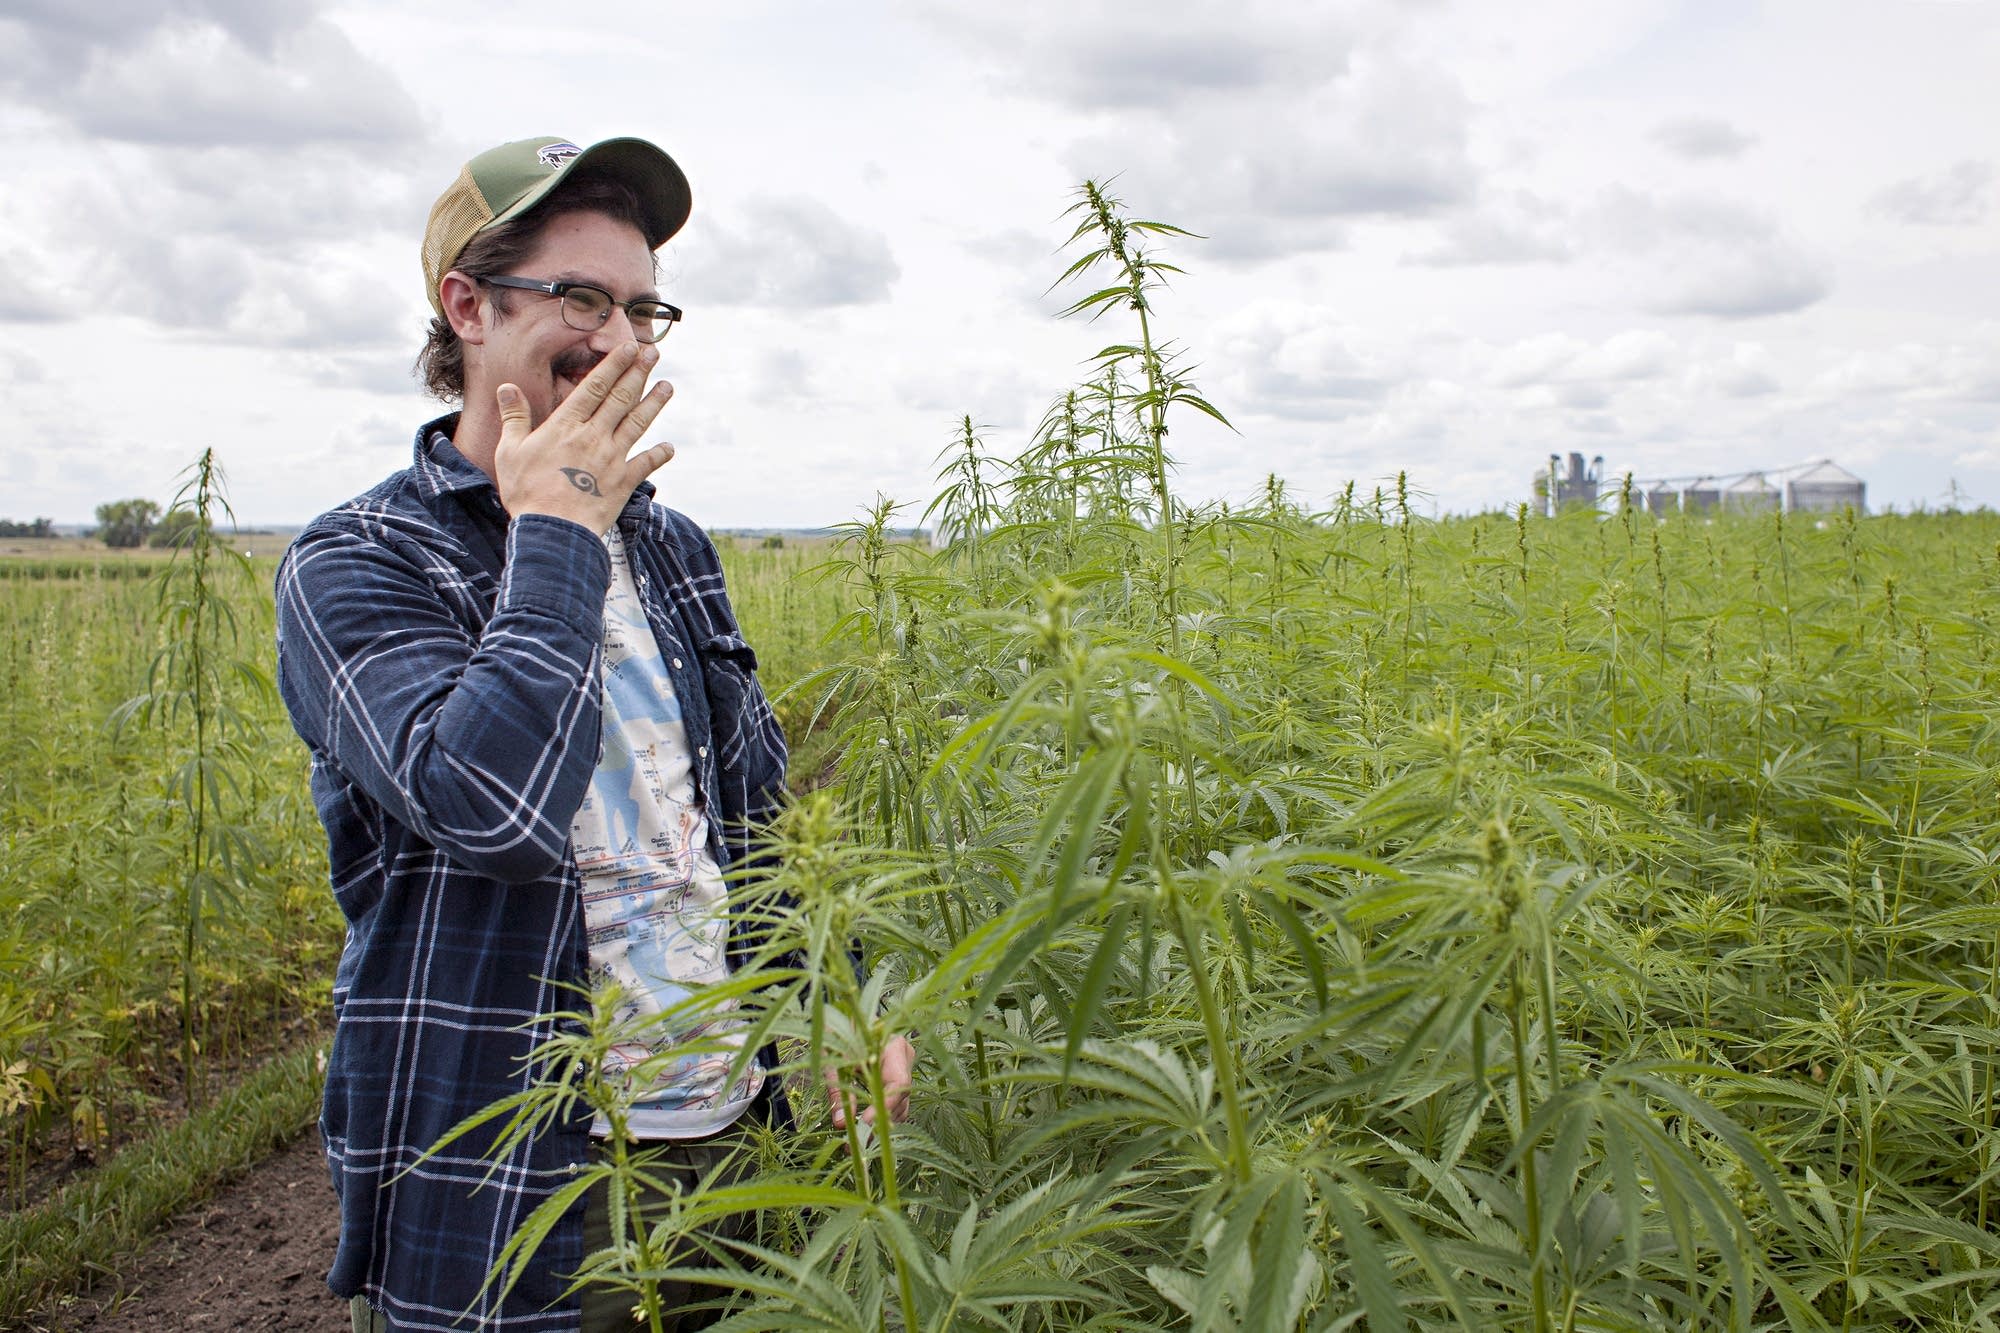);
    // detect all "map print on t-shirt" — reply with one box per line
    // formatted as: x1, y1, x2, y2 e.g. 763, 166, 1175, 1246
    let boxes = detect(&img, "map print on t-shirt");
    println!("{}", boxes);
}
569, 528, 763, 1139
